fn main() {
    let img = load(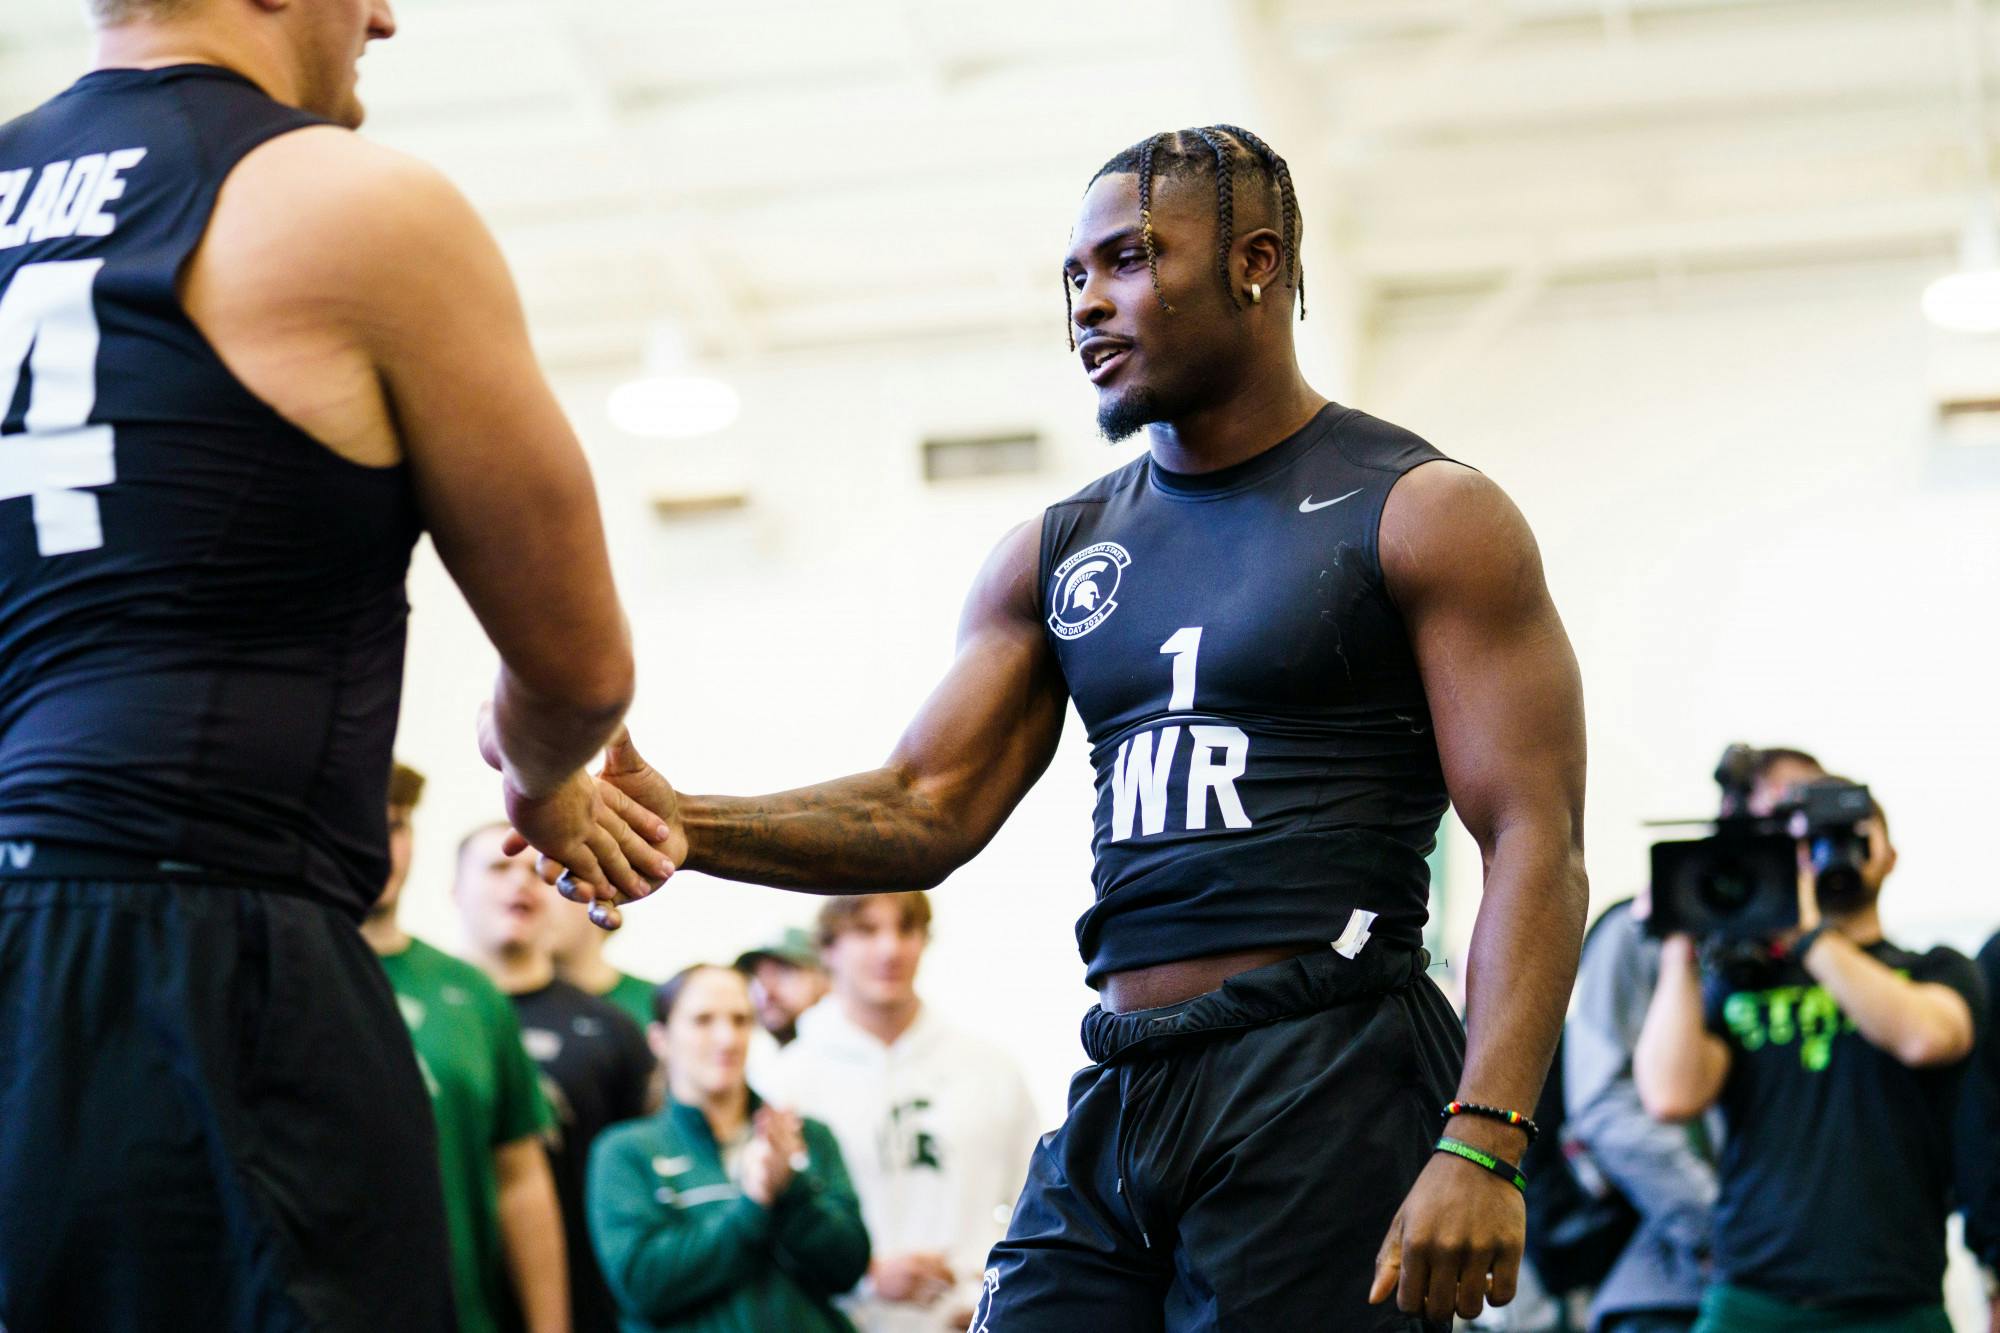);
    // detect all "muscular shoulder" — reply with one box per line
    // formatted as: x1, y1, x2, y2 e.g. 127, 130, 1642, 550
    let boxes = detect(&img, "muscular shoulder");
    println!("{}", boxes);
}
1330, 407, 1448, 475
1379, 460, 1545, 613
961, 515, 1050, 636
197, 127, 480, 307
